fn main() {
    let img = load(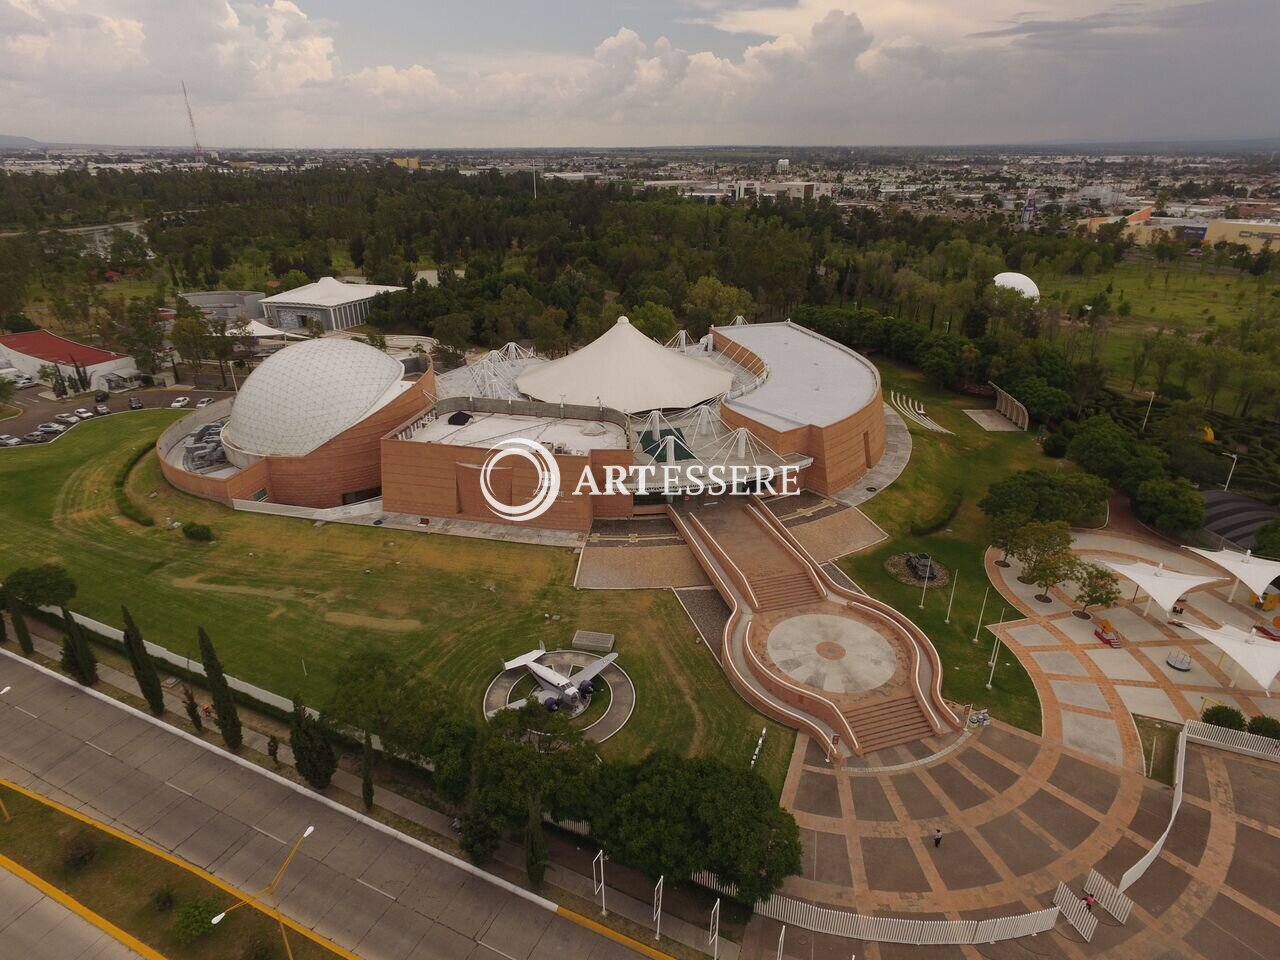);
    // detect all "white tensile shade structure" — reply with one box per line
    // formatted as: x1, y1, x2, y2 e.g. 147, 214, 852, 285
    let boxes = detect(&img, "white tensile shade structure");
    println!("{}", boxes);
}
1186, 547, 1280, 603
515, 317, 733, 414
1098, 560, 1223, 617
1180, 621, 1280, 695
